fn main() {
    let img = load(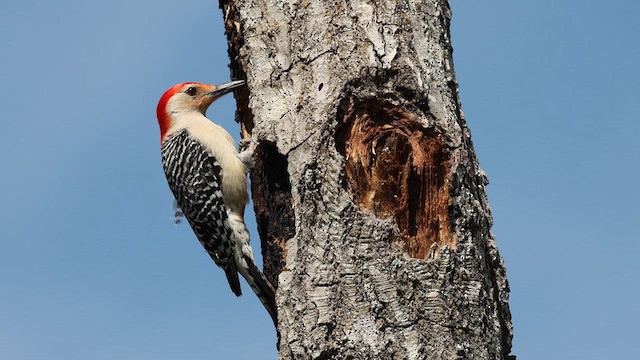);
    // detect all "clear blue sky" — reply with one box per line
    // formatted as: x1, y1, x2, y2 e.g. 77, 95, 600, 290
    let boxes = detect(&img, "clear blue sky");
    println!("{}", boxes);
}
0, 1, 637, 359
